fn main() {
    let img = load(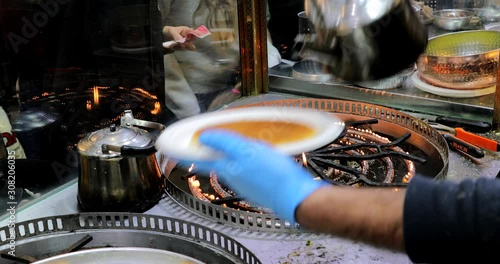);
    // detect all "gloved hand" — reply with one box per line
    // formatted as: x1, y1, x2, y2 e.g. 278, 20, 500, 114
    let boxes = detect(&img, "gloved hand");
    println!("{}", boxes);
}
179, 130, 329, 223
